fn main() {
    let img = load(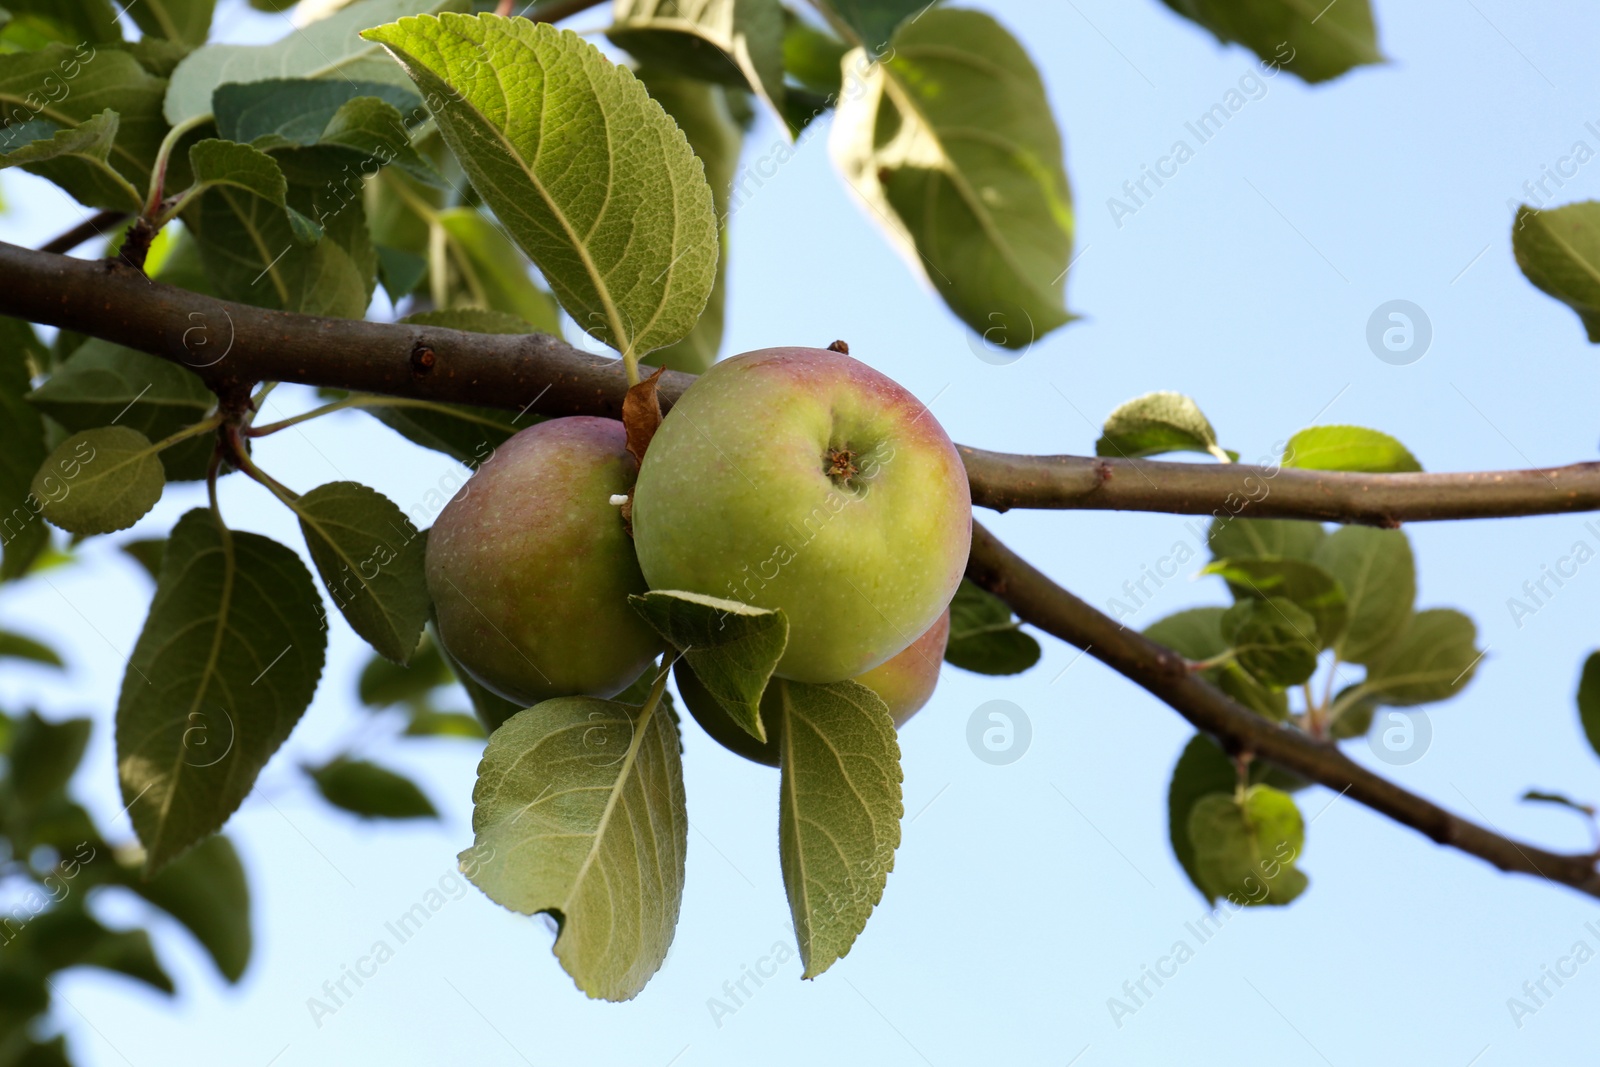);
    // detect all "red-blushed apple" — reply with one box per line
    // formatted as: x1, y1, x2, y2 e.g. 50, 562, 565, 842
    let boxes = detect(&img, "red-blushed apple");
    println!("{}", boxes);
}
856, 606, 949, 727
632, 347, 971, 682
426, 417, 663, 707
676, 609, 951, 766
